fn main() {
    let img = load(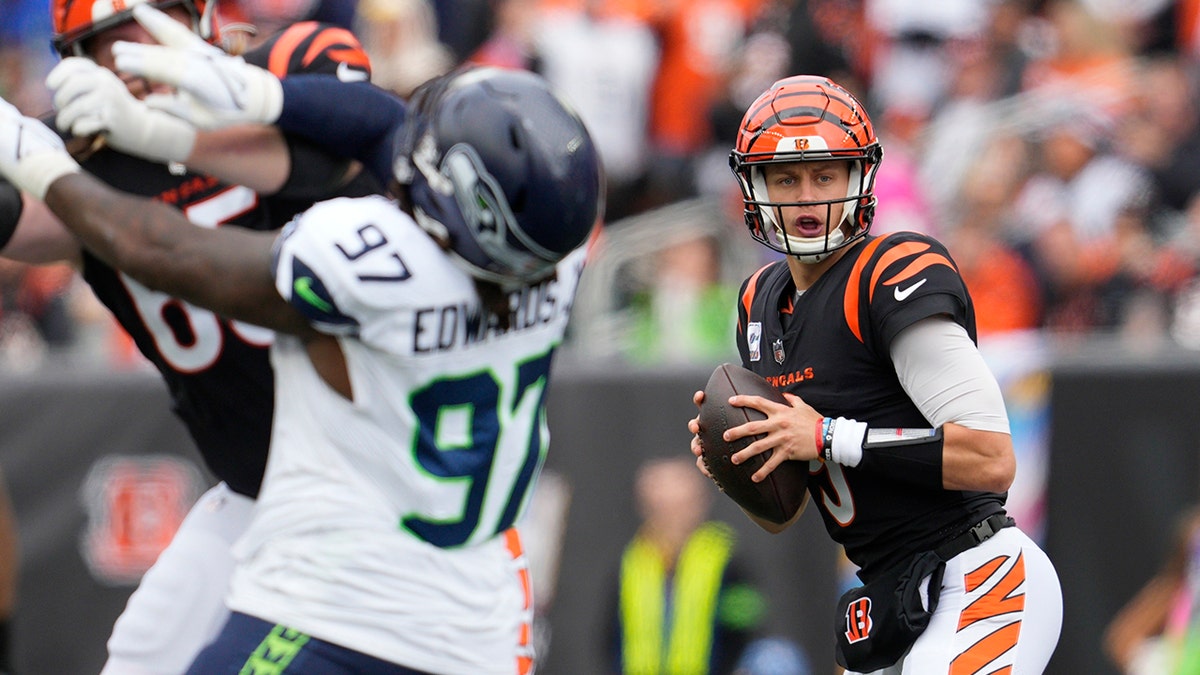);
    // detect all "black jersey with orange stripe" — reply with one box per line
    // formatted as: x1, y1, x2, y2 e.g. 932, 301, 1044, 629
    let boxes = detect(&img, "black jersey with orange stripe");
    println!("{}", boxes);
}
734, 231, 1005, 582
243, 21, 371, 81
66, 23, 375, 499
